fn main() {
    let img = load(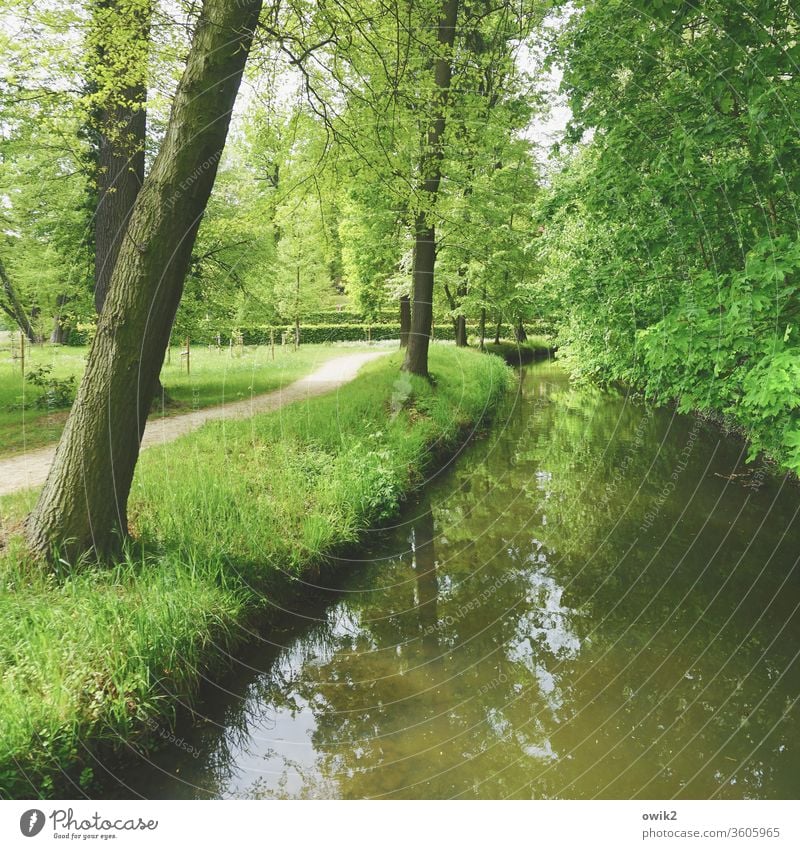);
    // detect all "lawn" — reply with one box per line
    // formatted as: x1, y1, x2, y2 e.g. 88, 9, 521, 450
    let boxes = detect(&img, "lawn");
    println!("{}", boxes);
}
0, 341, 374, 457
